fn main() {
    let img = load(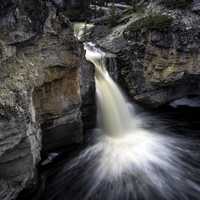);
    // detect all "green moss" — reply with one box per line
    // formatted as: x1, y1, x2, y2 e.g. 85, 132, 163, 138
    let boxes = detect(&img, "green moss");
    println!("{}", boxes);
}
128, 14, 173, 32
160, 0, 192, 9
